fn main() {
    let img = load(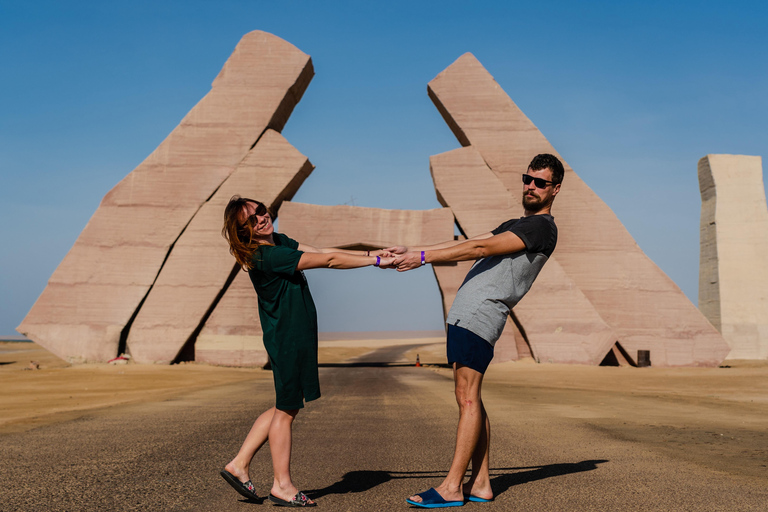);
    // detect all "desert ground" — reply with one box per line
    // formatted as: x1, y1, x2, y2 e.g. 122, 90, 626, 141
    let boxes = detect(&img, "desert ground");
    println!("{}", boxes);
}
1, 339, 766, 511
